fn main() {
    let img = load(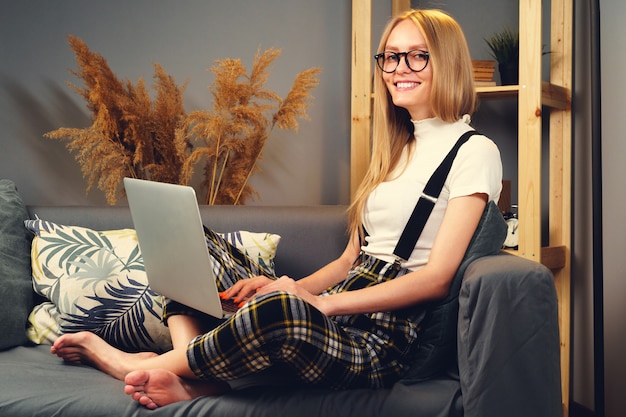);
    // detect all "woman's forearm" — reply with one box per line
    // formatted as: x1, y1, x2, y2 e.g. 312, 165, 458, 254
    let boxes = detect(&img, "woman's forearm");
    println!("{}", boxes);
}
297, 255, 355, 295
315, 267, 450, 316
297, 234, 361, 295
